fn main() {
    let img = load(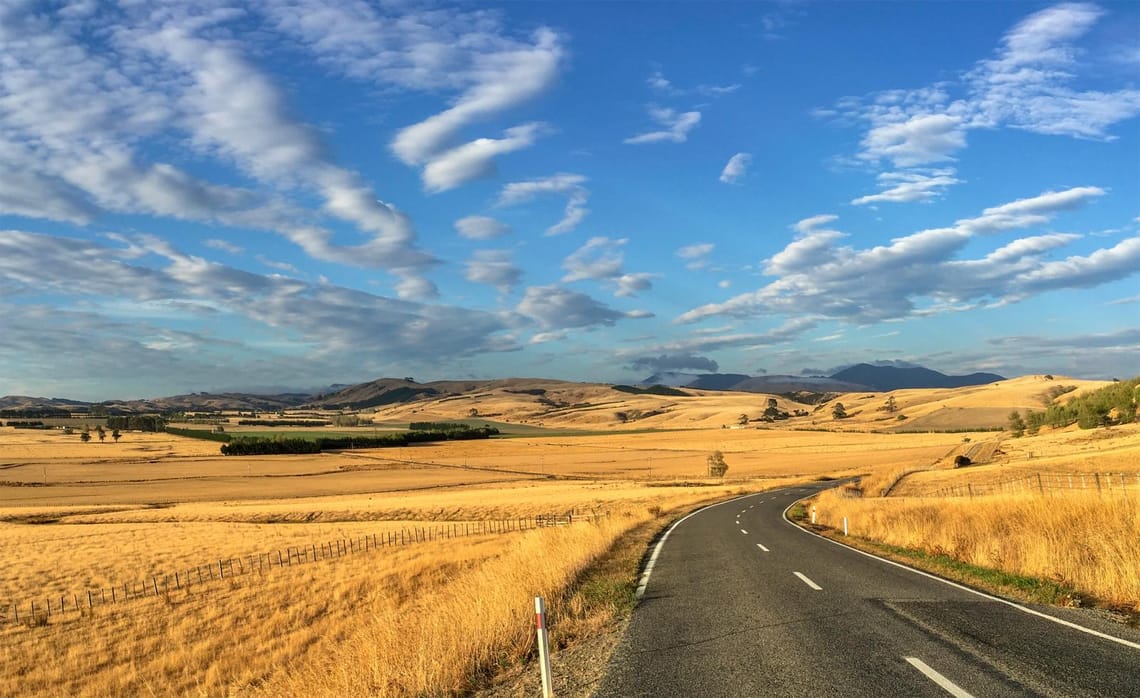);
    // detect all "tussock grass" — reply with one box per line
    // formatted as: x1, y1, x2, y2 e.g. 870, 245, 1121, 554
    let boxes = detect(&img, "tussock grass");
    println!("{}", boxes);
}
812, 488, 1140, 612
